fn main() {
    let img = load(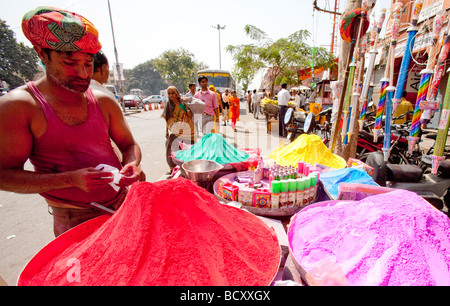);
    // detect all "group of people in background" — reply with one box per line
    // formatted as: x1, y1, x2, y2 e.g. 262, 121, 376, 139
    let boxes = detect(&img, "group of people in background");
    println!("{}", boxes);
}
162, 75, 243, 172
